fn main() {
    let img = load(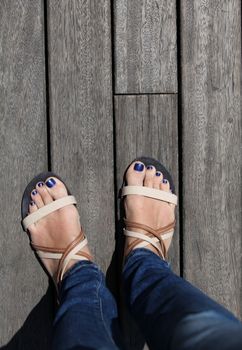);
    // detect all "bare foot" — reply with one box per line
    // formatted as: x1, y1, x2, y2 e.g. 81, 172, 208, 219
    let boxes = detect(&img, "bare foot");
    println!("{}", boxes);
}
123, 161, 176, 257
27, 177, 92, 283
